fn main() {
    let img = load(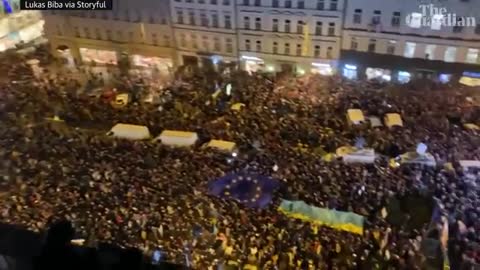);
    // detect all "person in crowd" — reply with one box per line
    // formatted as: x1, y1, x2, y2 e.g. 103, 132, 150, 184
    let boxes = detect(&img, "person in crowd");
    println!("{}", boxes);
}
0, 49, 479, 269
